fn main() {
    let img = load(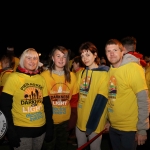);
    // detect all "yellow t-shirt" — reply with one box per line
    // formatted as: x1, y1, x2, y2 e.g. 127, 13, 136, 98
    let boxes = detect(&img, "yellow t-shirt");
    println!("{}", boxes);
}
3, 72, 48, 127
74, 67, 85, 80
41, 70, 78, 124
0, 70, 13, 87
76, 69, 108, 133
108, 63, 148, 131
